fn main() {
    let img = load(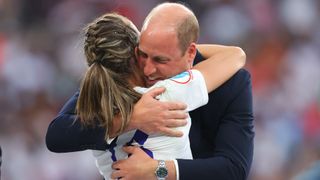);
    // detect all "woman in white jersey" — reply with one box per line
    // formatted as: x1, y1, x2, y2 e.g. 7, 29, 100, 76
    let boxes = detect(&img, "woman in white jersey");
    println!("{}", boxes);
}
76, 13, 245, 179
